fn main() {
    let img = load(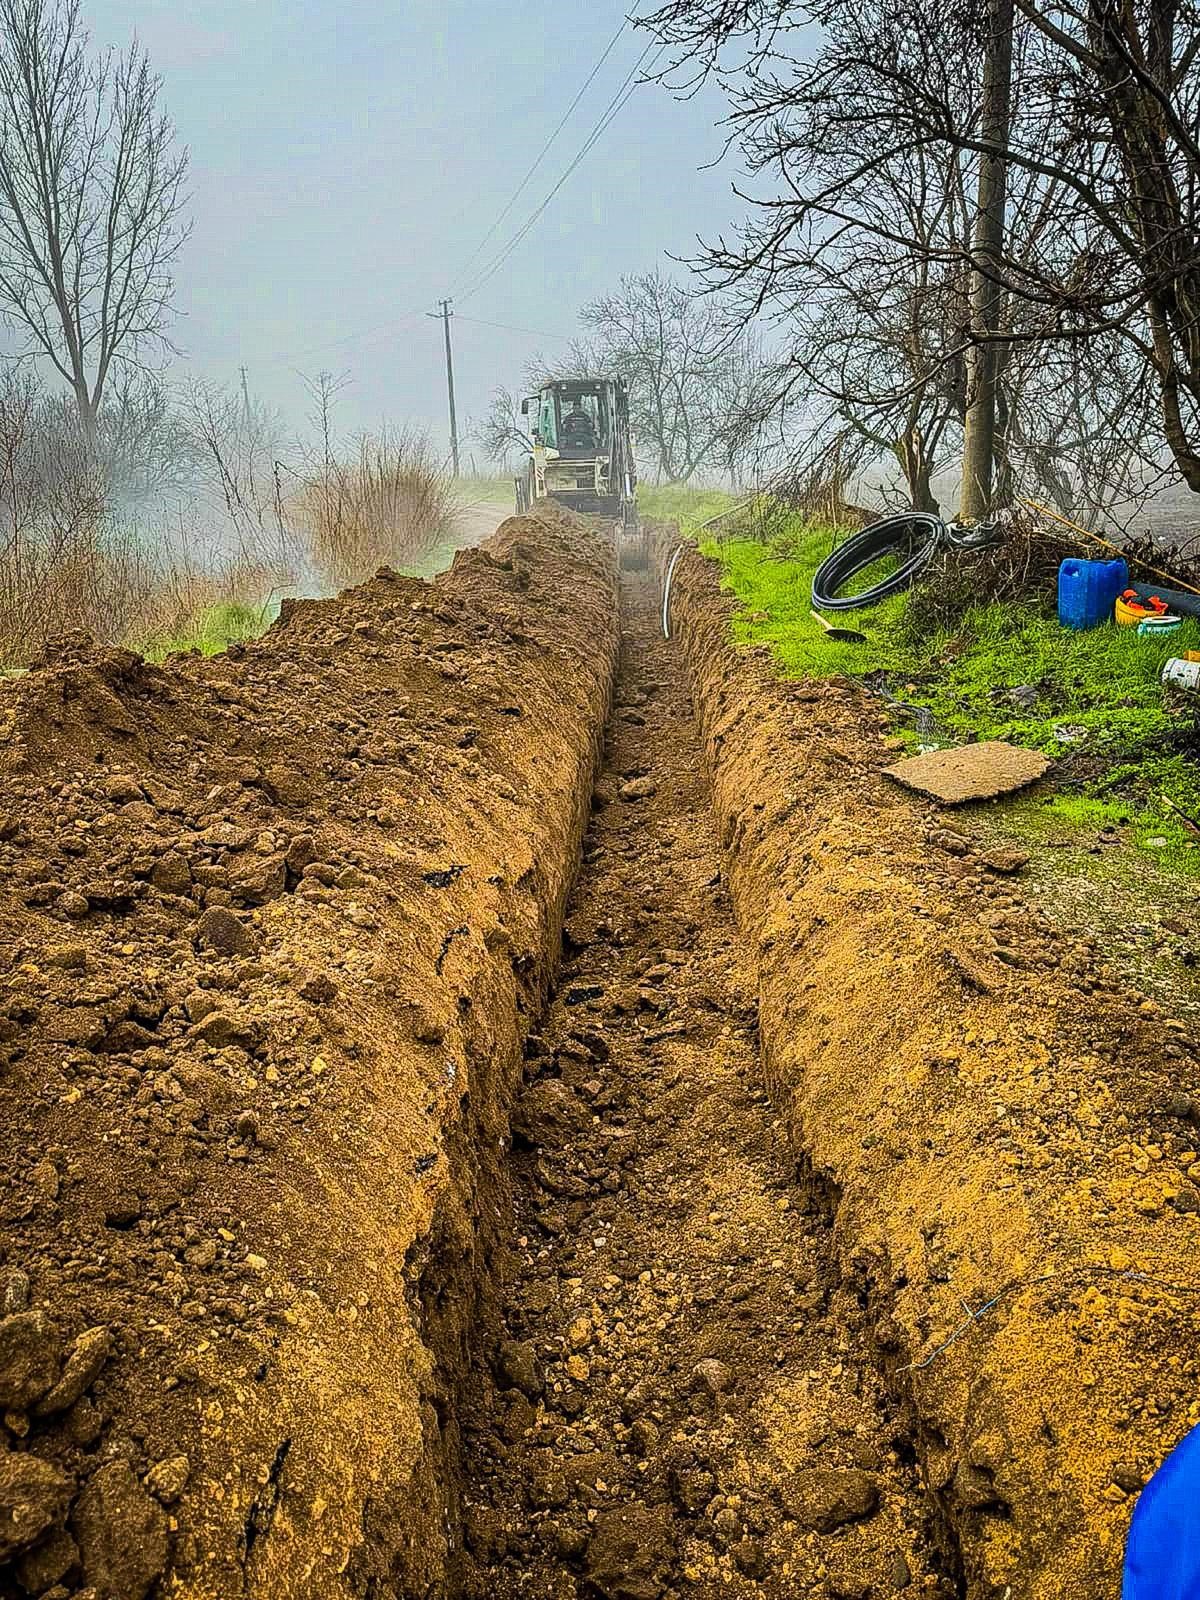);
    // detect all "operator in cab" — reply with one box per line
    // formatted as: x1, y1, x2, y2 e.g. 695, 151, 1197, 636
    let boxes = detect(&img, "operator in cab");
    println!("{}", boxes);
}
560, 397, 597, 453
